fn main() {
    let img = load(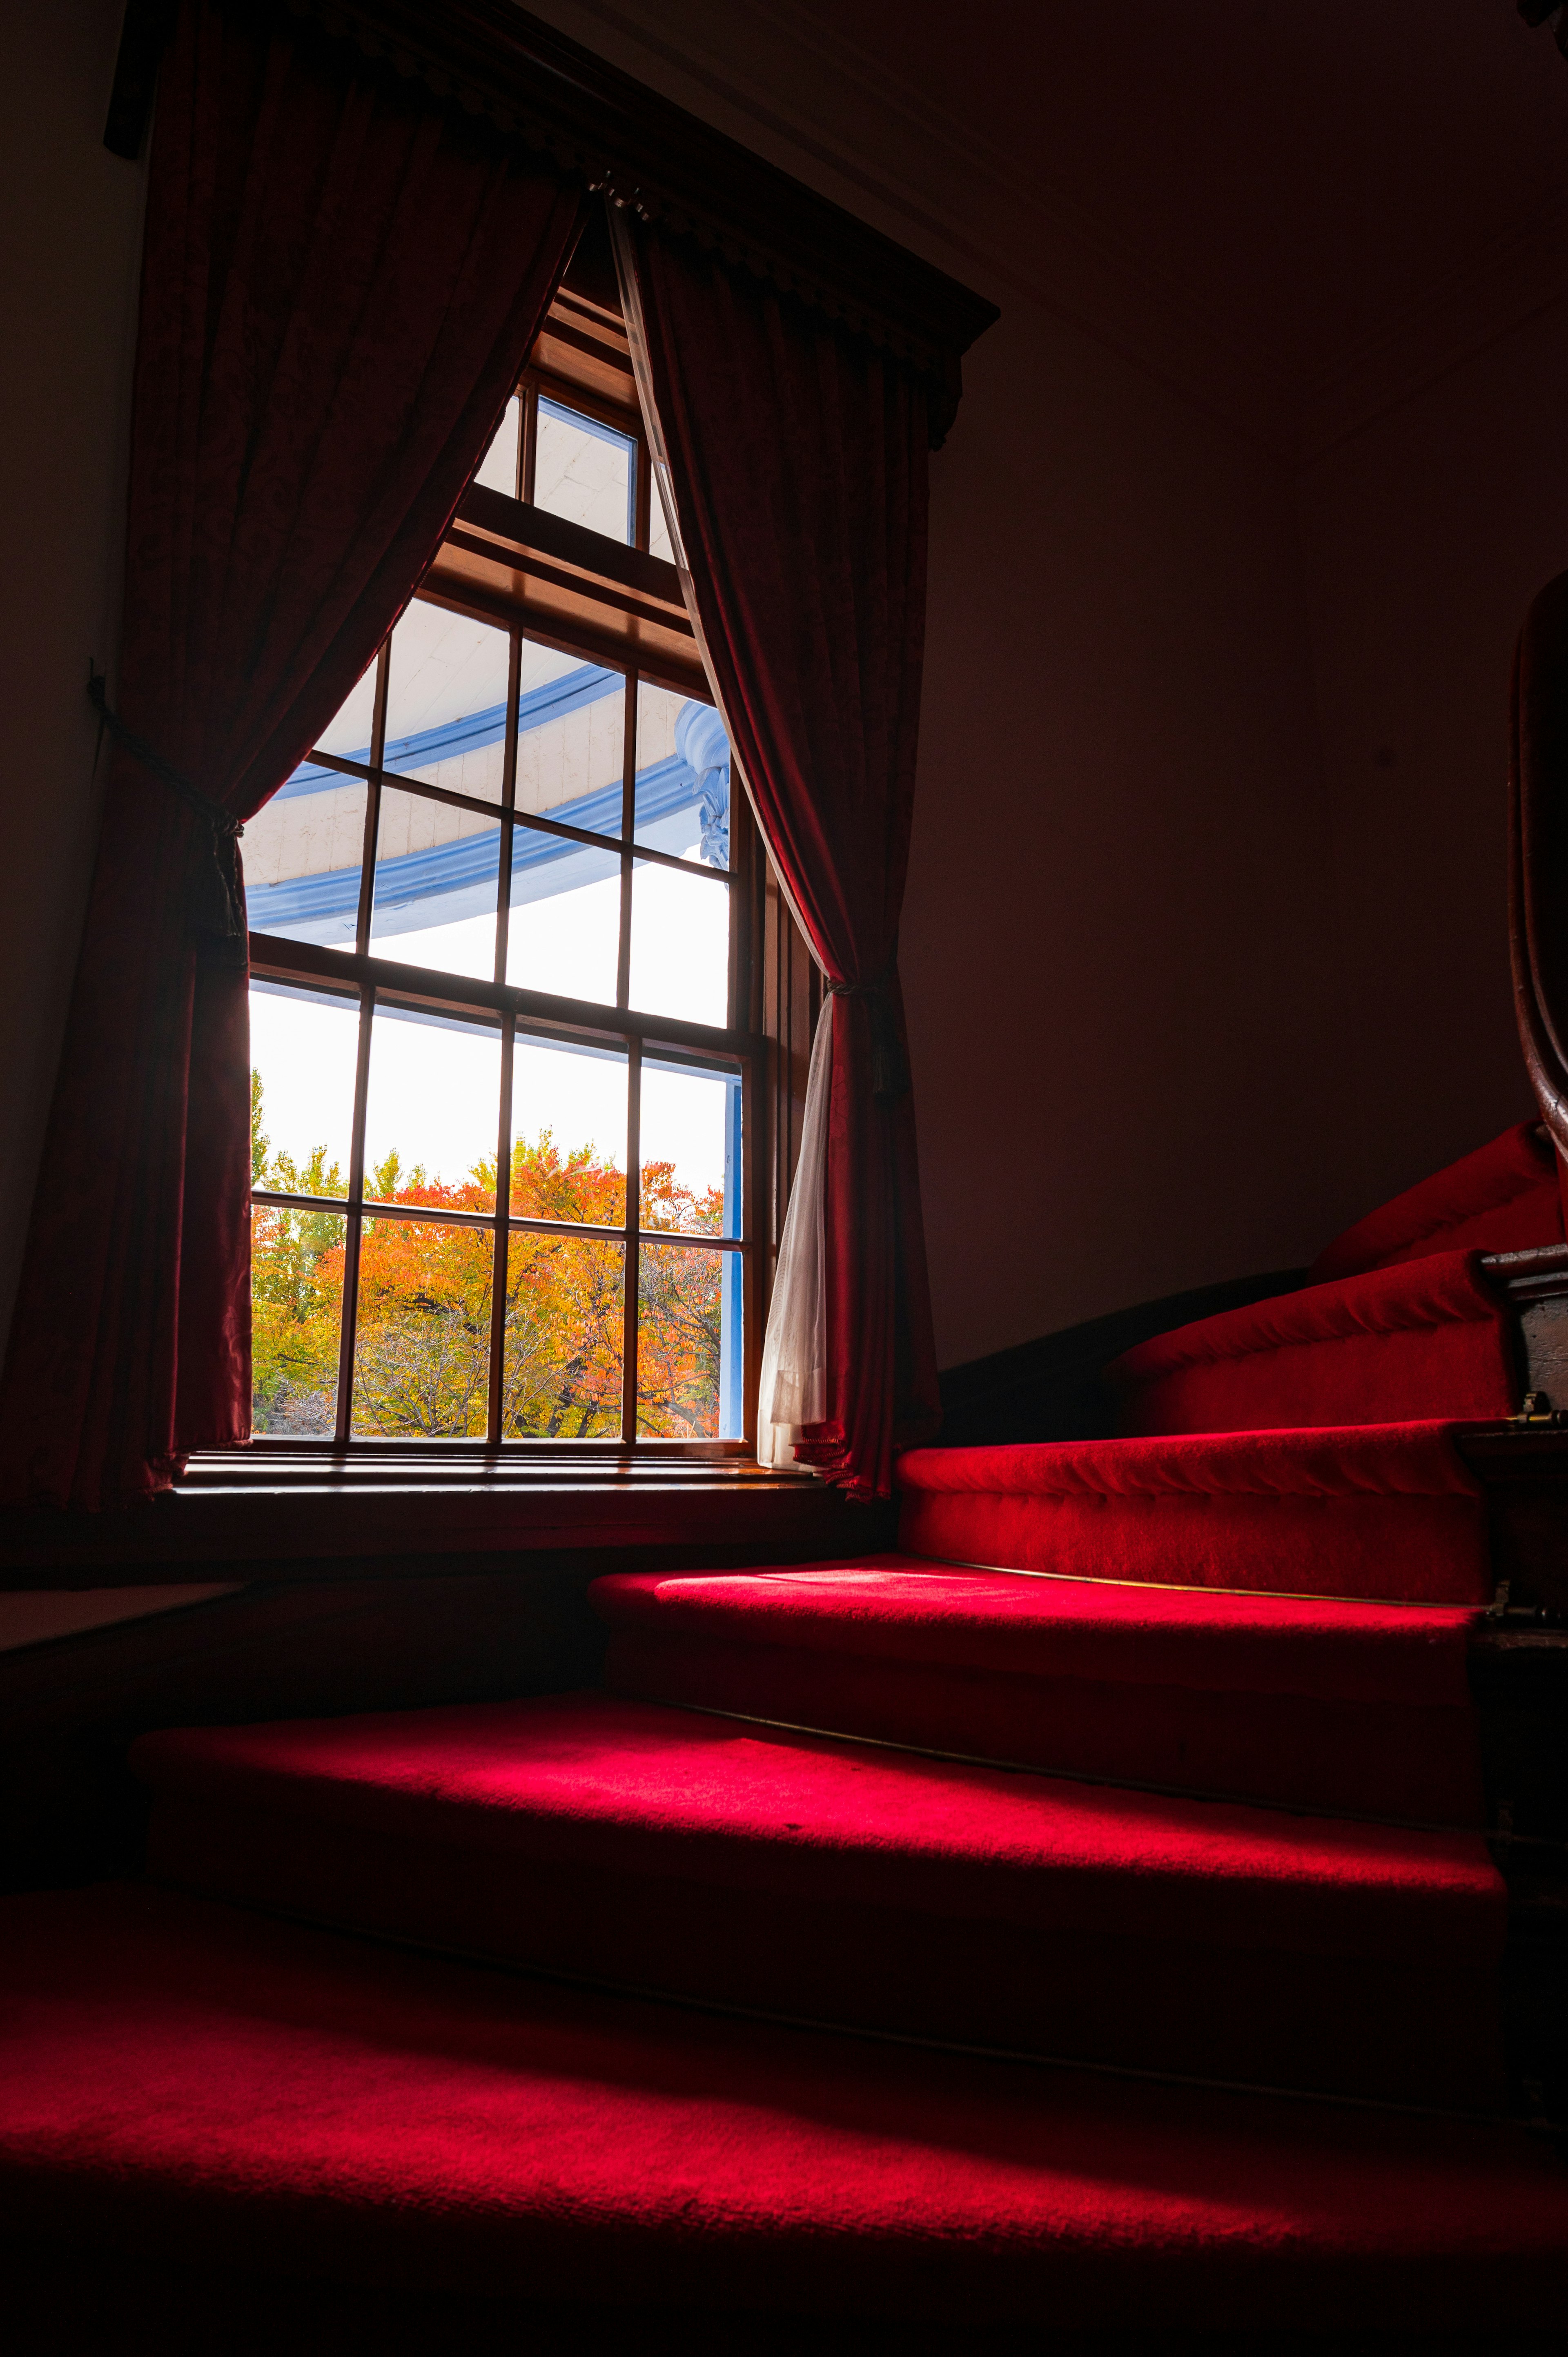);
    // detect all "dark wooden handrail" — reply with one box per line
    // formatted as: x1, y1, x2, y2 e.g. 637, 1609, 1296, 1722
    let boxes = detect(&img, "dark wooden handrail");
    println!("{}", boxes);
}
1509, 573, 1568, 1164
